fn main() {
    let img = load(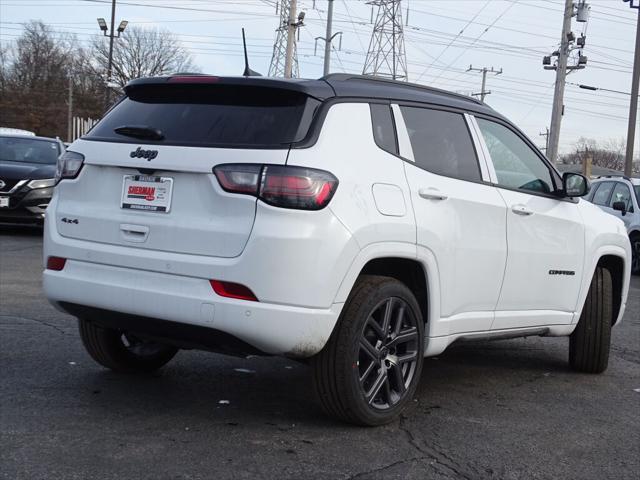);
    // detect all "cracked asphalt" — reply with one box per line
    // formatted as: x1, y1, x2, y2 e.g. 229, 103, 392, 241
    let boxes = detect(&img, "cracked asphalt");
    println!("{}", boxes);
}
1, 225, 639, 480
